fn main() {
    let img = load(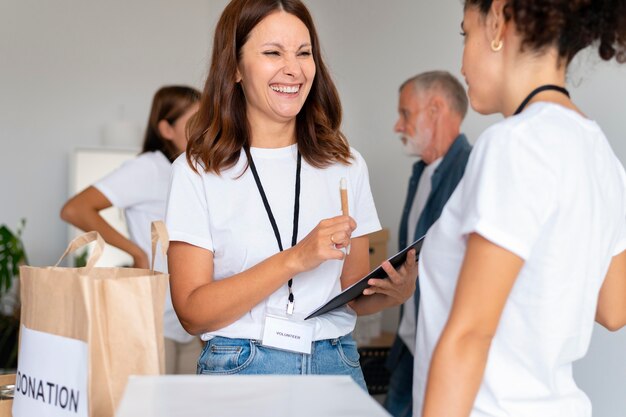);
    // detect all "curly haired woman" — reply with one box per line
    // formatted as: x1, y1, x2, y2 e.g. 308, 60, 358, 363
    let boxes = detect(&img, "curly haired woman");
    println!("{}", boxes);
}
414, 1, 626, 416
